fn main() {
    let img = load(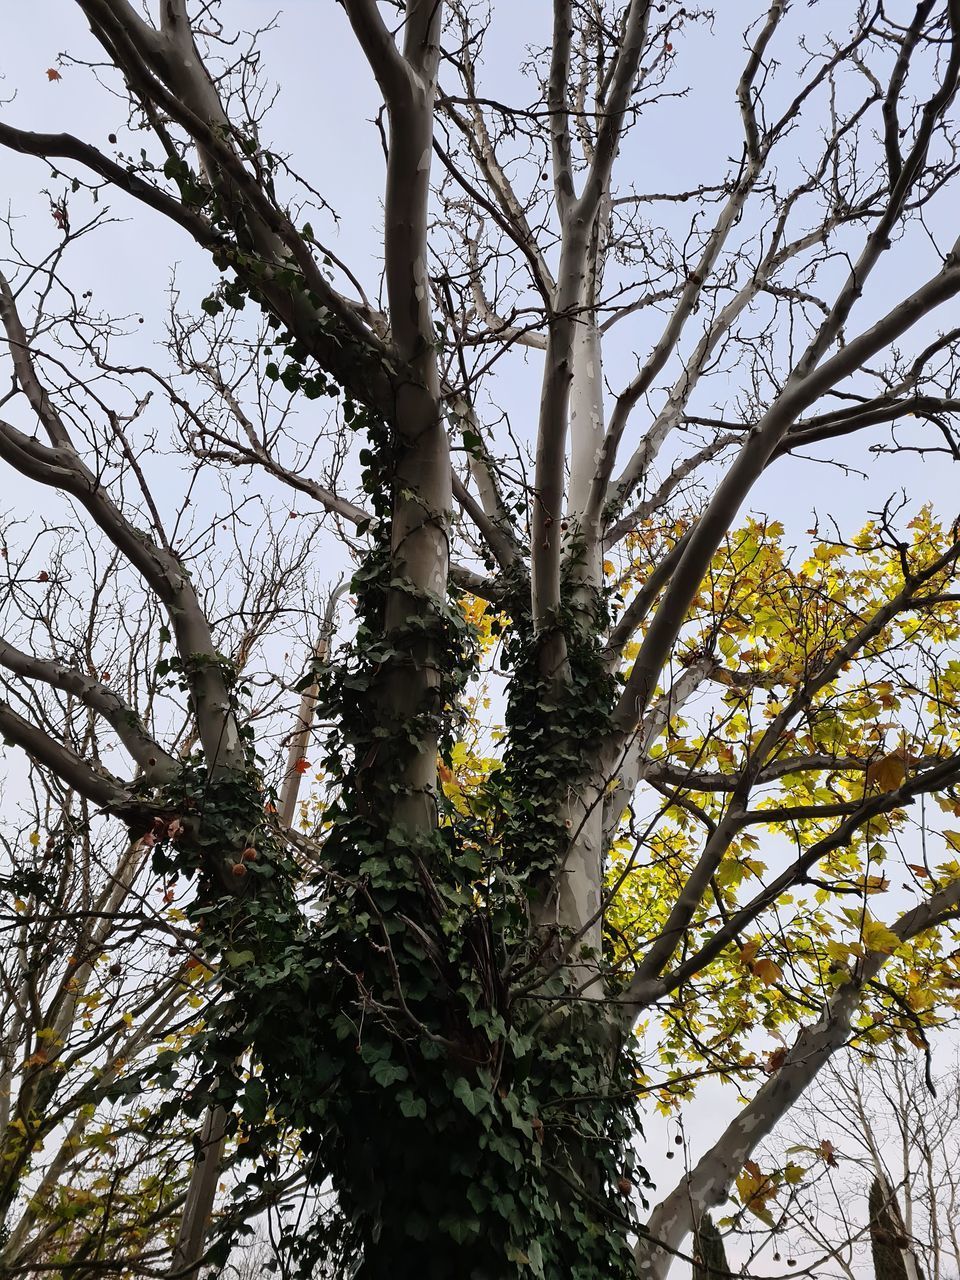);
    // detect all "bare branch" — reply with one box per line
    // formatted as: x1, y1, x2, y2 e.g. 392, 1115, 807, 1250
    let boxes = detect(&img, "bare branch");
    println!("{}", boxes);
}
0, 638, 178, 784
